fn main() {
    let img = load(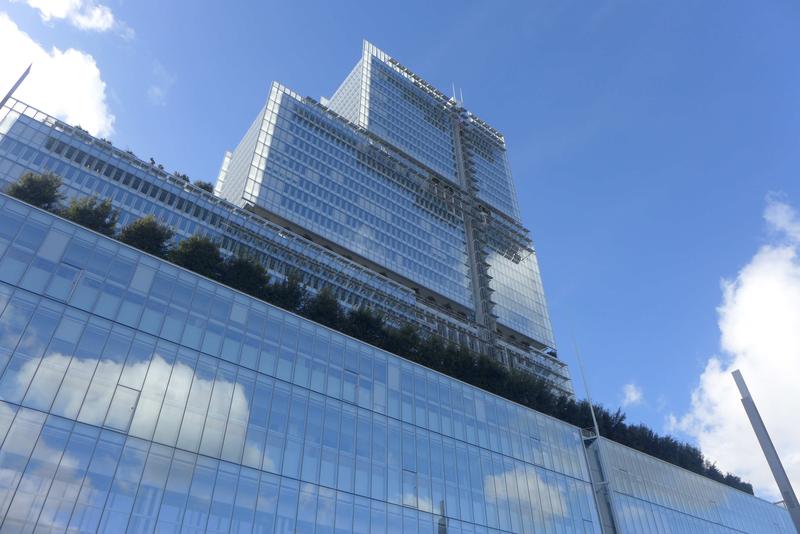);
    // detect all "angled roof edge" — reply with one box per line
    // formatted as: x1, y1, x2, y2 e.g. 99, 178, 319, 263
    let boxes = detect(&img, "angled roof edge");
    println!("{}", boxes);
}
361, 39, 506, 145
